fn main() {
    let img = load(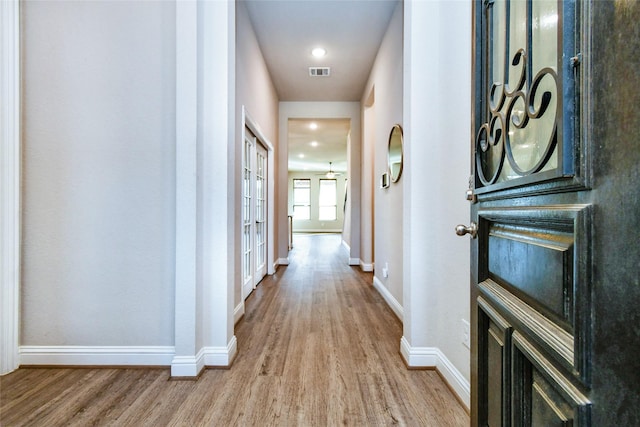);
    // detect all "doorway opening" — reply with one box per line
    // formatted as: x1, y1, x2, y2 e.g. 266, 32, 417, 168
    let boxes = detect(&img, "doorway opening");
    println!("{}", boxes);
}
287, 118, 349, 254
